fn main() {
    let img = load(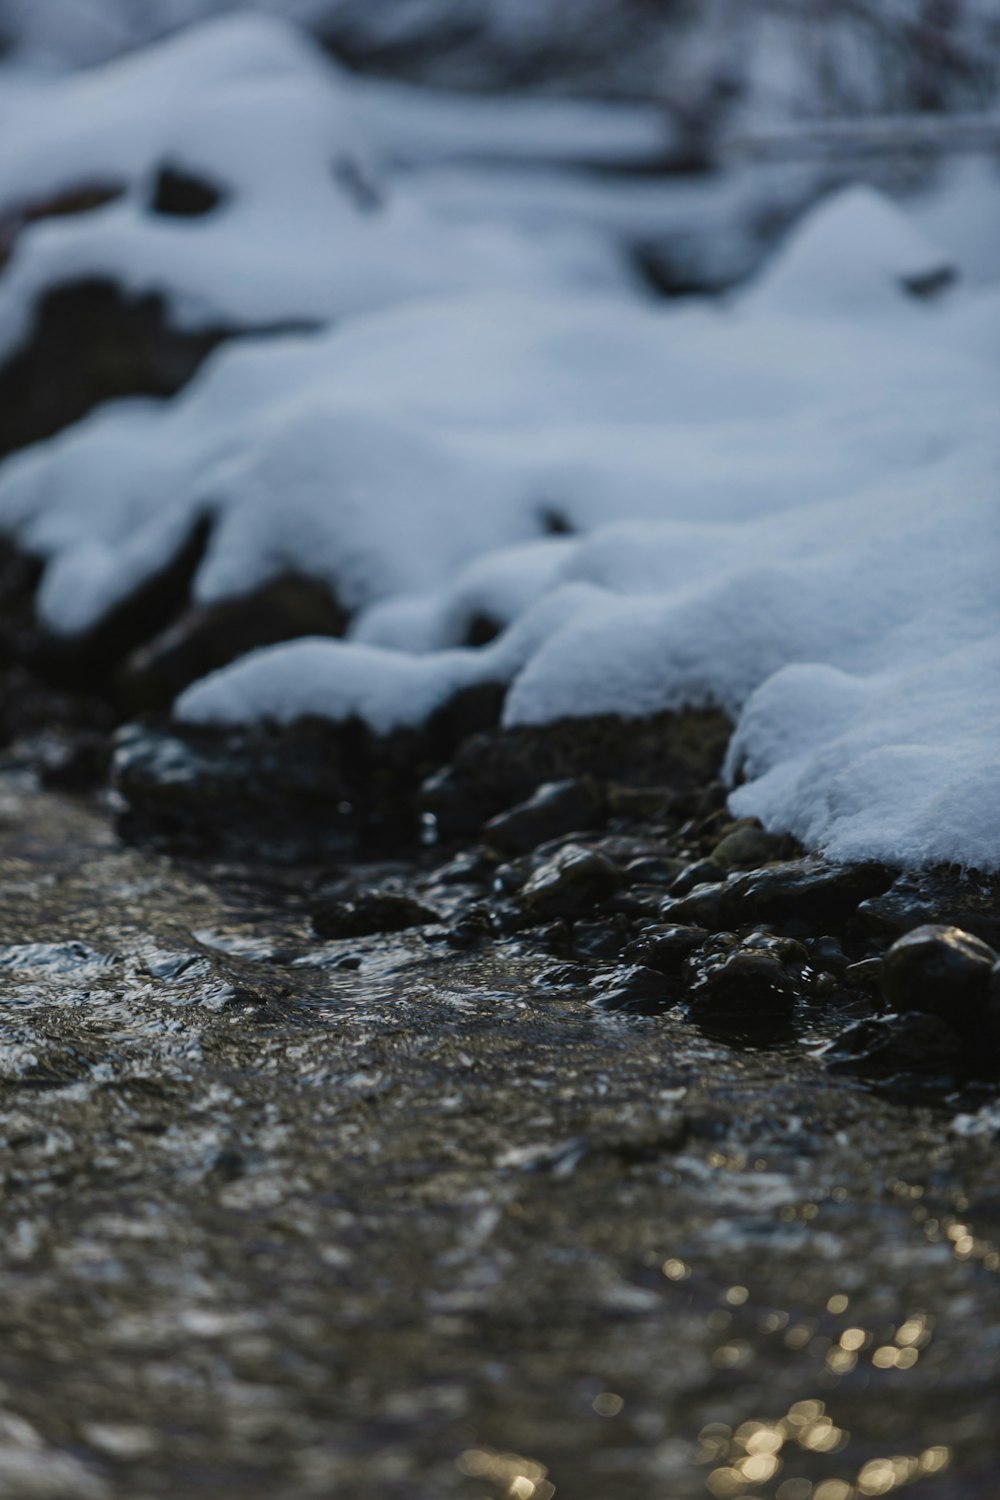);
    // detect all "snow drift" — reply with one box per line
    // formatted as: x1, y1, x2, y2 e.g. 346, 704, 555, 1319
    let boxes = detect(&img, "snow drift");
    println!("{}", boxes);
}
0, 19, 997, 874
